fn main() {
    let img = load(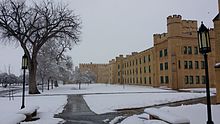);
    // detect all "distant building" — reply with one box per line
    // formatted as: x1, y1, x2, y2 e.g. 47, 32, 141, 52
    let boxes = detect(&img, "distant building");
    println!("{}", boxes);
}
79, 15, 217, 90
79, 63, 109, 83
